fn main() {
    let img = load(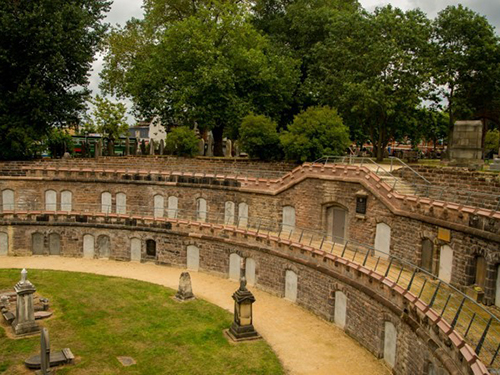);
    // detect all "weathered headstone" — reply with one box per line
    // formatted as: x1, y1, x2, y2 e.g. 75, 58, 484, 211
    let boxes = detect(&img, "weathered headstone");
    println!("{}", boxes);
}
198, 138, 205, 156
233, 141, 240, 157
25, 327, 75, 372
207, 134, 214, 157
175, 272, 195, 301
125, 137, 130, 156
449, 120, 483, 167
62, 152, 71, 159
40, 328, 51, 375
226, 139, 232, 157
95, 140, 102, 158
226, 277, 260, 341
159, 139, 165, 155
12, 269, 39, 336
149, 139, 155, 155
